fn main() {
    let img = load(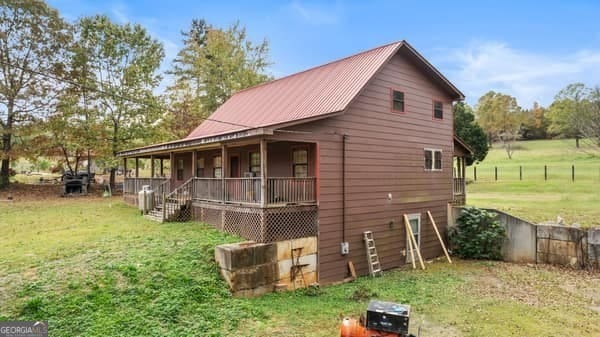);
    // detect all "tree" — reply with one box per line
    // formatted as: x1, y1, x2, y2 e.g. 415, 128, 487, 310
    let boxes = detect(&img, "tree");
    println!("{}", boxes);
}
572, 86, 600, 149
475, 91, 523, 159
0, 0, 70, 188
453, 102, 488, 165
547, 83, 588, 147
165, 19, 271, 138
76, 15, 164, 187
520, 102, 549, 140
